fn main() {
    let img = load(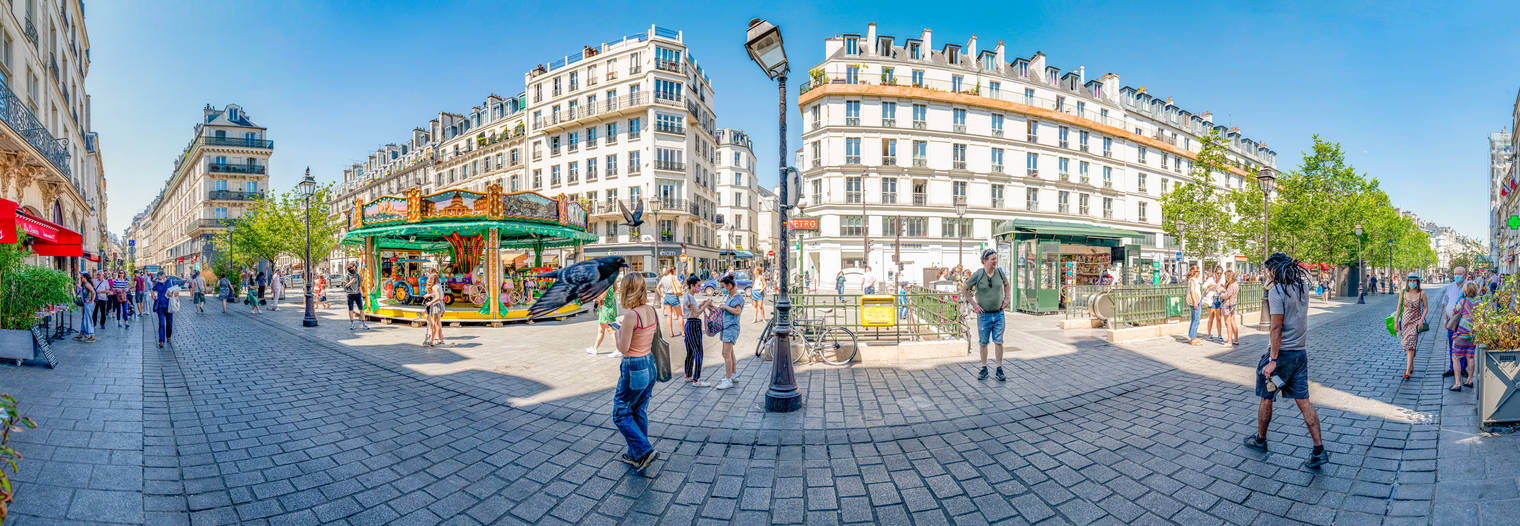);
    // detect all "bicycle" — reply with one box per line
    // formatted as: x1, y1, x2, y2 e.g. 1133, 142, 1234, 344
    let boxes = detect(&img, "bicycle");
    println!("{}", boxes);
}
755, 317, 859, 365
